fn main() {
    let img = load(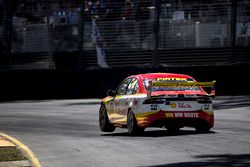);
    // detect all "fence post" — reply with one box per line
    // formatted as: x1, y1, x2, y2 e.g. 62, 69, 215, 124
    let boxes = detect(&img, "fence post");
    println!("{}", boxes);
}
6, 0, 13, 70
78, 1, 85, 70
152, 0, 161, 67
230, 0, 237, 63
45, 0, 54, 69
